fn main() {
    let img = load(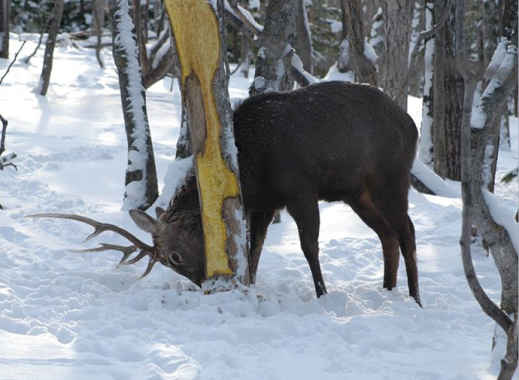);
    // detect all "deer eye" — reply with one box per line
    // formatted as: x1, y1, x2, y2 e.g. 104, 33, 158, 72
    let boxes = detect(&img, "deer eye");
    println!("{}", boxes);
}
168, 251, 184, 266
